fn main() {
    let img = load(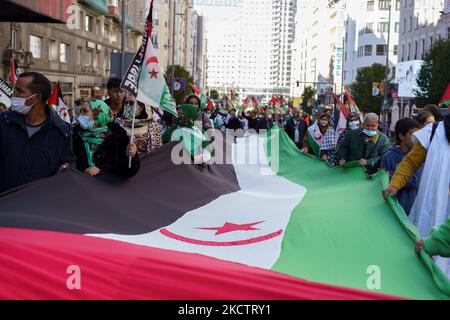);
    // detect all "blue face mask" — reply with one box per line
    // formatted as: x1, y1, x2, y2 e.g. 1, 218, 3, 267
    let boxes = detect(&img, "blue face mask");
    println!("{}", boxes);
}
78, 115, 94, 130
363, 129, 377, 137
